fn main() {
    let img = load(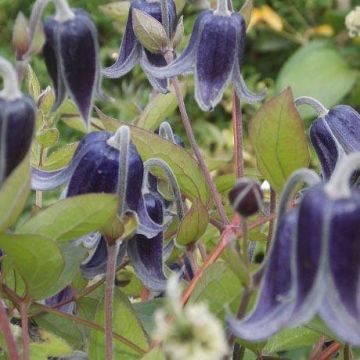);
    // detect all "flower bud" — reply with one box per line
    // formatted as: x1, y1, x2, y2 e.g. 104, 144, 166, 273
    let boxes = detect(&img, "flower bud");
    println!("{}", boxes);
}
0, 95, 36, 182
228, 178, 263, 217
43, 9, 101, 127
12, 12, 30, 60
